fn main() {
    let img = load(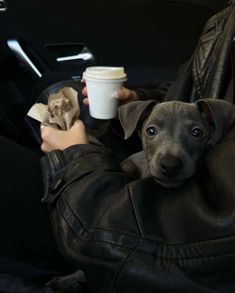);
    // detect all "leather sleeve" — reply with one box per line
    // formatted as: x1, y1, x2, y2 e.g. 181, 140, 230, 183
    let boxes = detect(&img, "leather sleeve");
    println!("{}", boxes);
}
40, 144, 125, 204
134, 80, 173, 102
40, 144, 142, 291
39, 130, 235, 292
